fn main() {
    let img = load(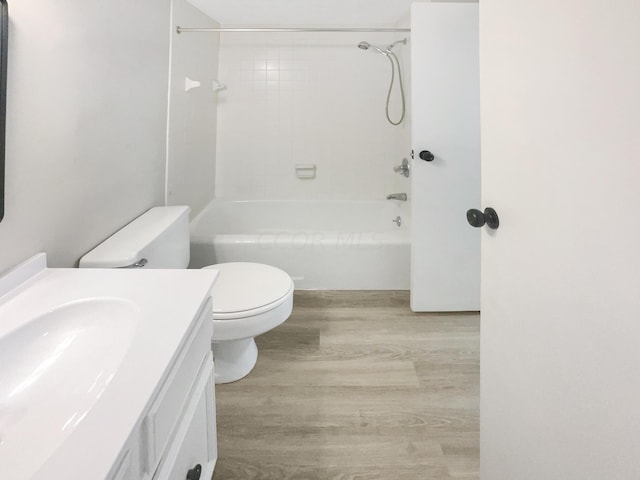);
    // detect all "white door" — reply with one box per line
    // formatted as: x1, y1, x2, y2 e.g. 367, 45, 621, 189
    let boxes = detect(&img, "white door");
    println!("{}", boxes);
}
410, 3, 480, 312
481, 0, 640, 478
